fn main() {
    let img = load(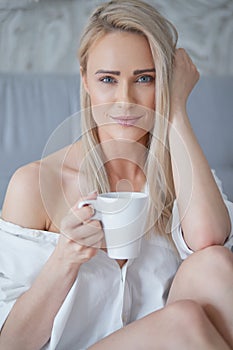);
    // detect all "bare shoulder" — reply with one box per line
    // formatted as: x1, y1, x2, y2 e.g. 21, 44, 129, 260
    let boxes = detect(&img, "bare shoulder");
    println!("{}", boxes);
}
39, 141, 86, 231
1, 161, 47, 229
2, 141, 85, 231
